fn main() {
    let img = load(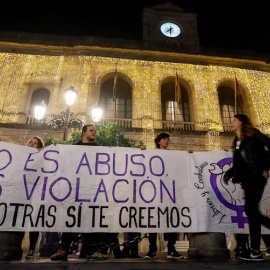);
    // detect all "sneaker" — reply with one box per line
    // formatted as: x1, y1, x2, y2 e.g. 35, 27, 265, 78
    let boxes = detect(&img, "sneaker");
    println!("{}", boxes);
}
86, 251, 108, 261
25, 249, 35, 260
167, 250, 183, 259
266, 247, 270, 257
144, 251, 156, 259
235, 246, 247, 258
236, 249, 264, 262
50, 249, 68, 261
